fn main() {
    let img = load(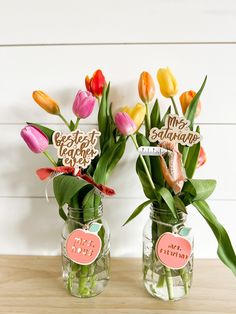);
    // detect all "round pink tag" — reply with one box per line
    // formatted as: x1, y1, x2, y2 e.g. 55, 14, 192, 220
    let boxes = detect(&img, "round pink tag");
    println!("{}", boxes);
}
66, 229, 101, 265
155, 232, 192, 269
